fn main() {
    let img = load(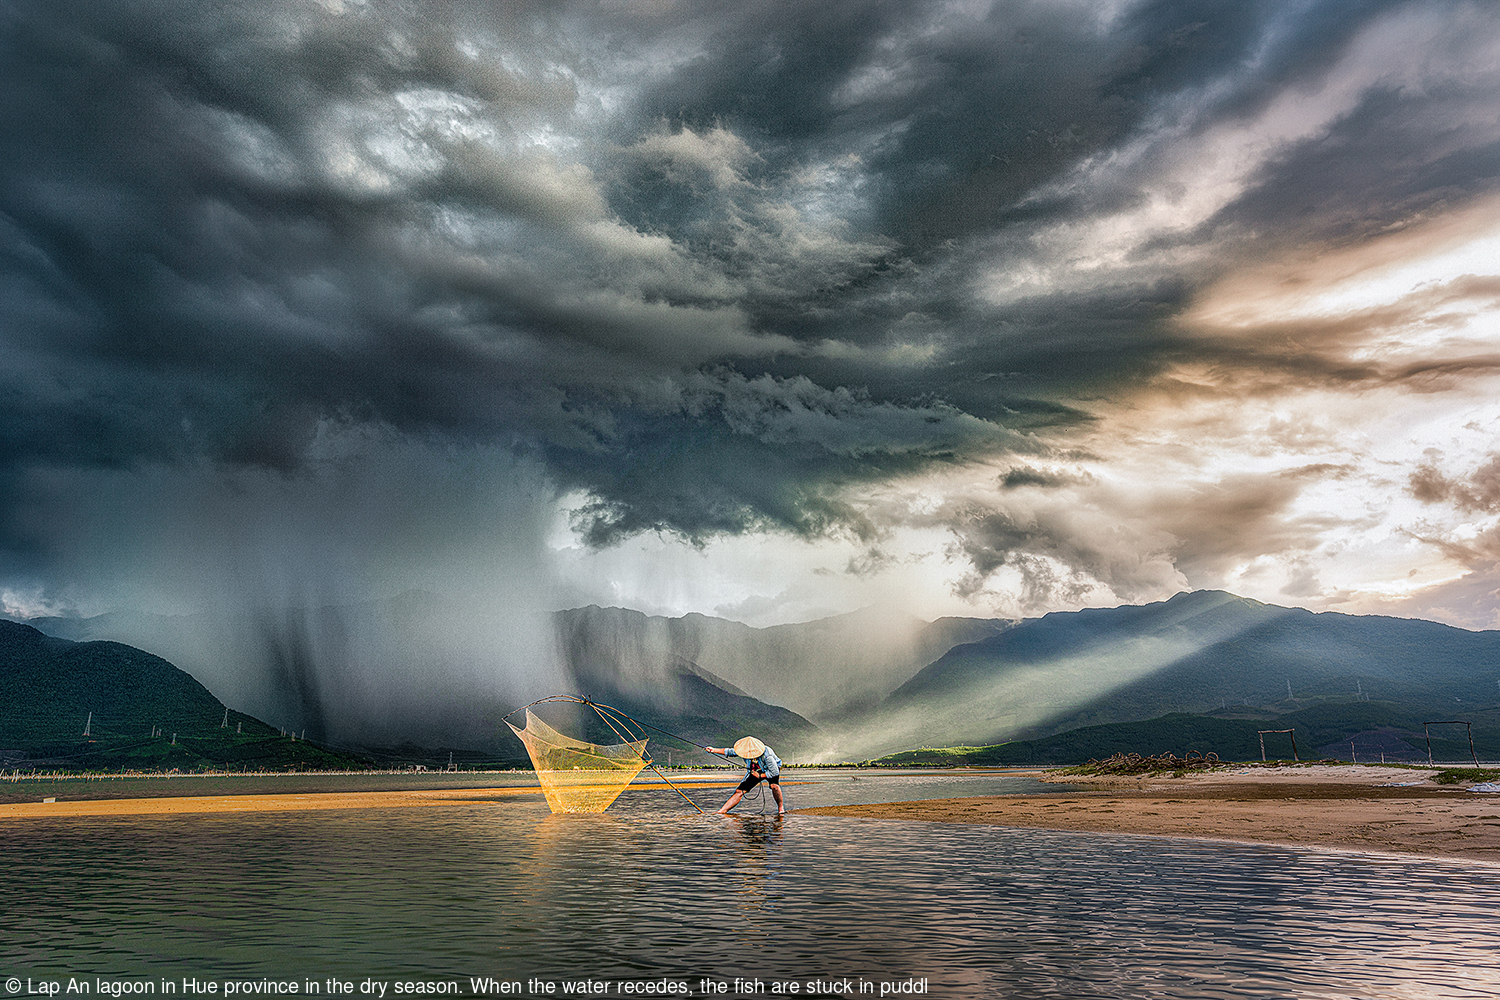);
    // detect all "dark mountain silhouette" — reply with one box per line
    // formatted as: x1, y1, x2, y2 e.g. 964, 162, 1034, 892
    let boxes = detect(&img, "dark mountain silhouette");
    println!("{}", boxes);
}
0, 620, 370, 771
13, 606, 824, 762
840, 590, 1500, 758
16, 589, 1500, 763
23, 593, 548, 748
21, 598, 991, 754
